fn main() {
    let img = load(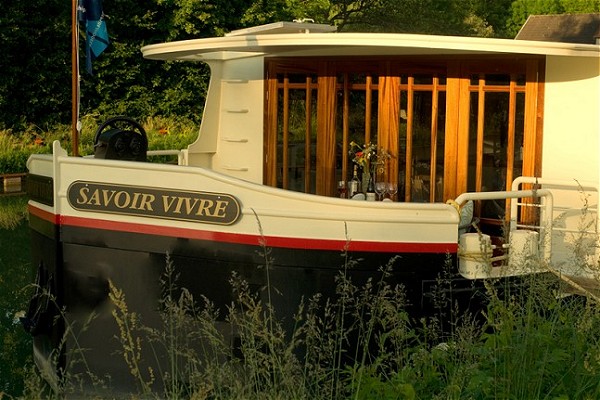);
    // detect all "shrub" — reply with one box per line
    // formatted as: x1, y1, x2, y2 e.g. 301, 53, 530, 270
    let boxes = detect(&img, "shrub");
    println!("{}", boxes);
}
0, 116, 199, 173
